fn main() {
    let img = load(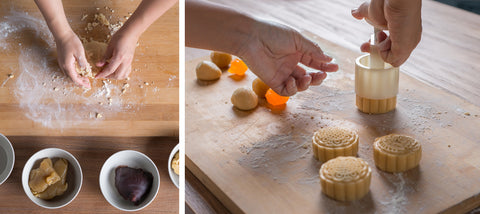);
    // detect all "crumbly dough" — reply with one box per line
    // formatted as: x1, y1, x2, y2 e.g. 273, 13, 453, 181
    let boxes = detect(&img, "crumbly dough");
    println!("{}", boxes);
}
210, 51, 232, 68
171, 151, 179, 175
312, 127, 359, 162
75, 40, 107, 78
231, 87, 258, 111
196, 61, 222, 81
252, 78, 270, 98
373, 134, 422, 172
319, 156, 372, 201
